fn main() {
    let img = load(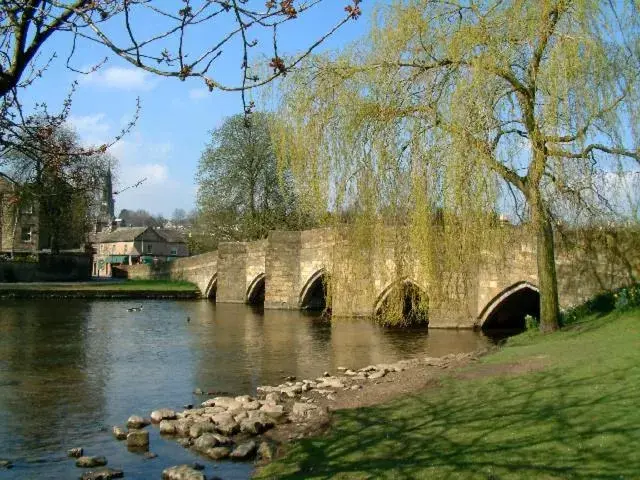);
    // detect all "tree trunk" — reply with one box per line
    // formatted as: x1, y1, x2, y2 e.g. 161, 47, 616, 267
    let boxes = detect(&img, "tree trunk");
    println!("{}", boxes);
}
531, 194, 560, 332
